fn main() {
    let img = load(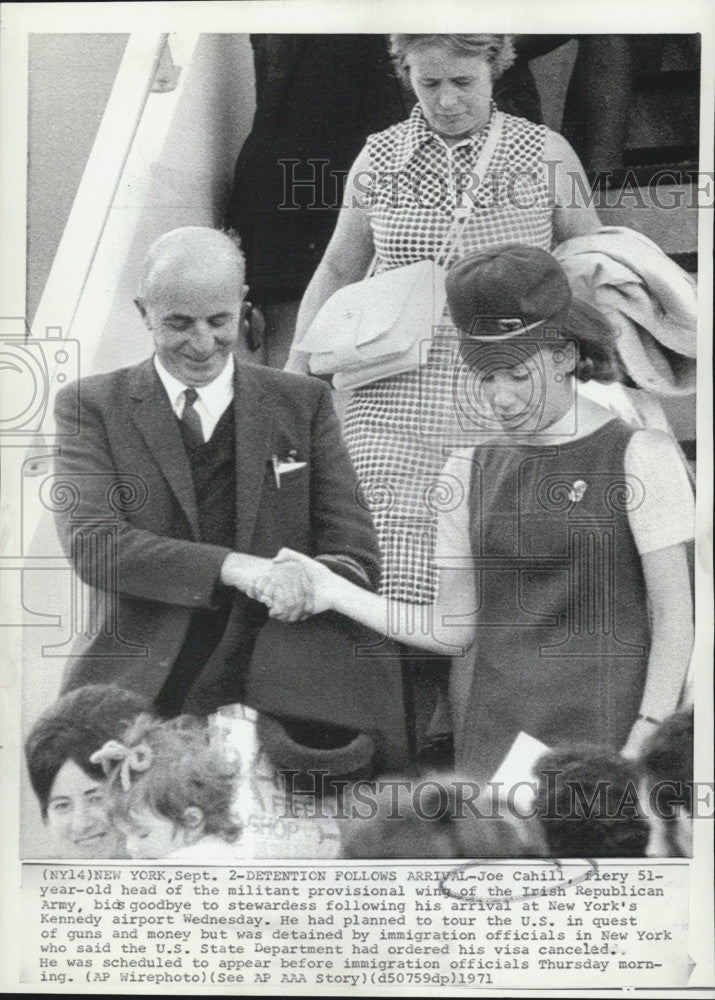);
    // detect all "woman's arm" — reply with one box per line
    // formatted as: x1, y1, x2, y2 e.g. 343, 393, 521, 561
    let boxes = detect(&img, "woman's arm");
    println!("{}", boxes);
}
333, 563, 477, 654
543, 130, 601, 244
268, 548, 478, 655
621, 542, 694, 758
270, 453, 479, 651
284, 147, 376, 374
260, 442, 476, 648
